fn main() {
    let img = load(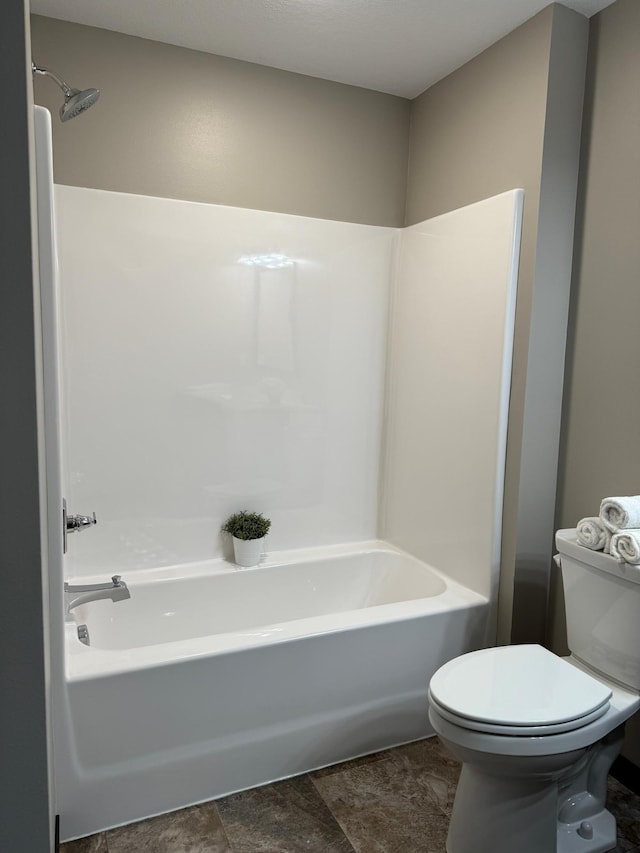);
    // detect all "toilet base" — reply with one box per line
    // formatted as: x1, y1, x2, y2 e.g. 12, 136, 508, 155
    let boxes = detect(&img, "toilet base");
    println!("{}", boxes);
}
446, 760, 563, 853
439, 728, 625, 853
444, 763, 617, 853
557, 810, 616, 853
